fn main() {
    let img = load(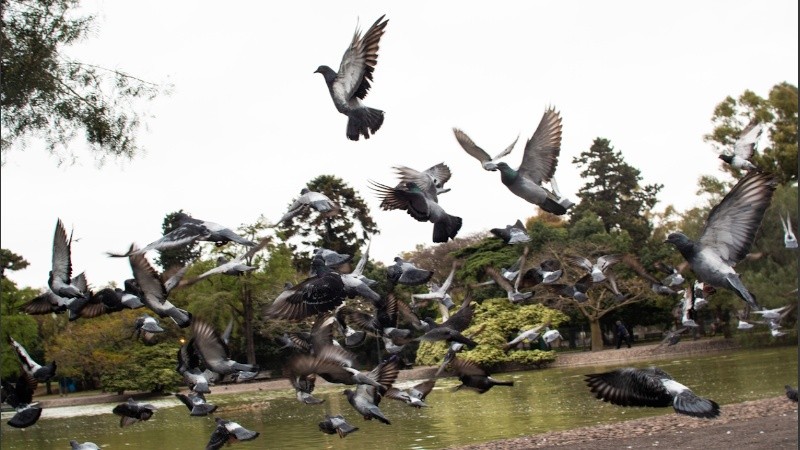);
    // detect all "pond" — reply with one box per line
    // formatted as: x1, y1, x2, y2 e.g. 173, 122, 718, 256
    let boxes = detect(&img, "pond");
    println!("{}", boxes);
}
1, 346, 796, 450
